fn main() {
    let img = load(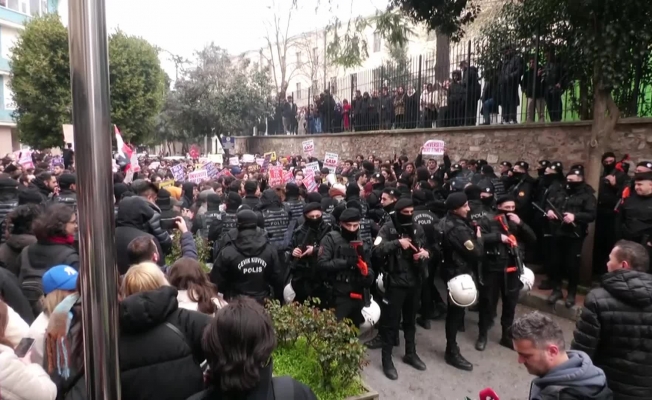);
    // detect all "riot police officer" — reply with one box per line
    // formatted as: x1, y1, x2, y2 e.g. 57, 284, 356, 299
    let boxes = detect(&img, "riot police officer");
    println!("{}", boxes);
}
211, 209, 284, 304
439, 192, 484, 371
506, 161, 536, 225
317, 208, 375, 325
287, 201, 332, 303
209, 192, 241, 249
374, 198, 429, 380
53, 174, 77, 211
196, 193, 223, 241
258, 189, 291, 261
545, 168, 596, 307
617, 172, 652, 262
475, 195, 536, 352
284, 182, 305, 225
